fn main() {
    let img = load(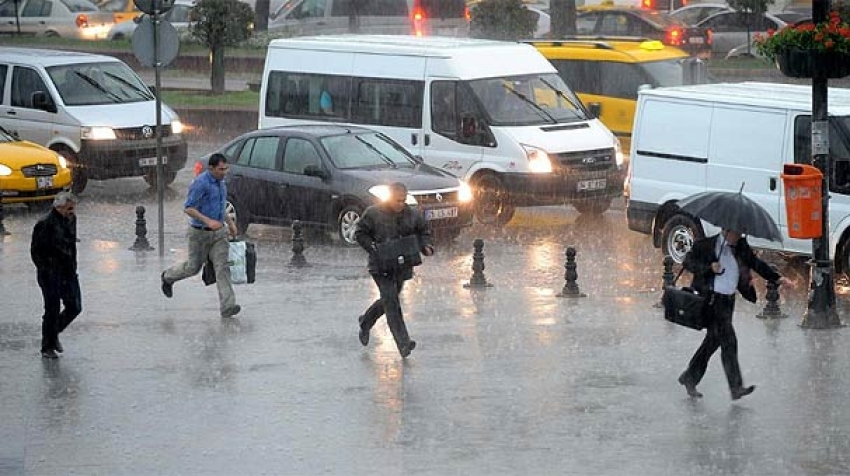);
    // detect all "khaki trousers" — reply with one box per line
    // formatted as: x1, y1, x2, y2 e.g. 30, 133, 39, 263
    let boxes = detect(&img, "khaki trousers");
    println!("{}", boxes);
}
164, 227, 235, 314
